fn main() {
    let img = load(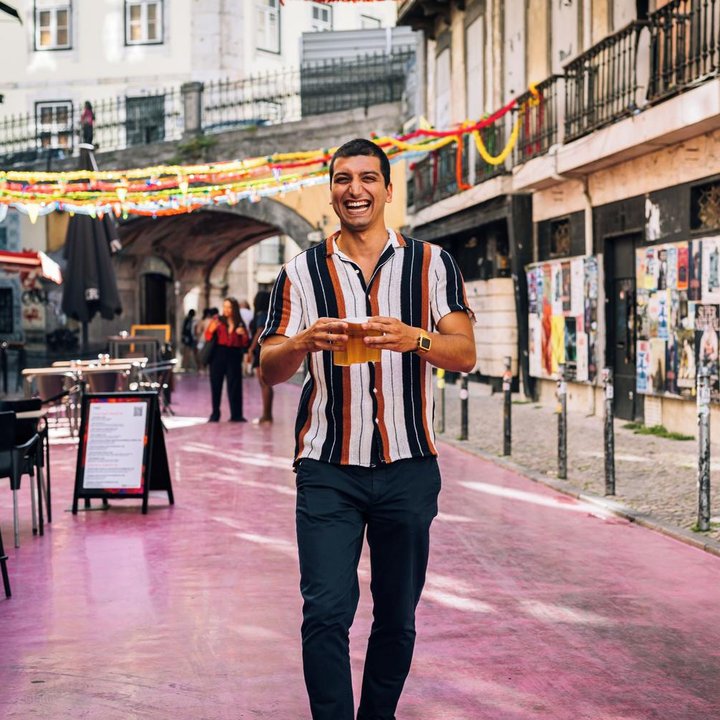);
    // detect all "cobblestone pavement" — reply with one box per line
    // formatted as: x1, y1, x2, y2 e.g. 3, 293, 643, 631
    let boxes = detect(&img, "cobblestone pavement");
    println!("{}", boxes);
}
436, 378, 720, 549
